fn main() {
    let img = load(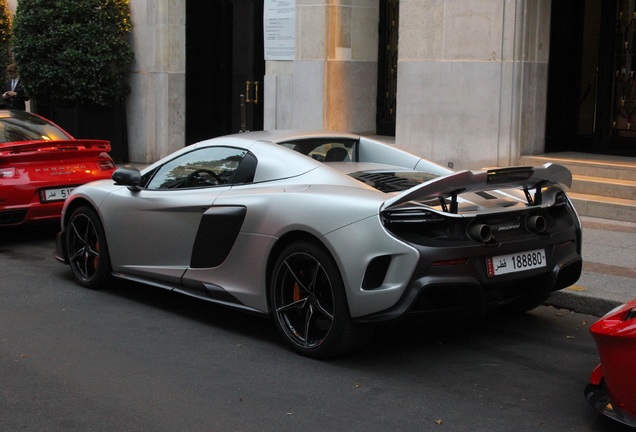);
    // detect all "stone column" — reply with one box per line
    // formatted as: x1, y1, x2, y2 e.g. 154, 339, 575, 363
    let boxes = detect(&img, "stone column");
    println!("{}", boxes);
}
396, 0, 551, 170
127, 0, 186, 163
